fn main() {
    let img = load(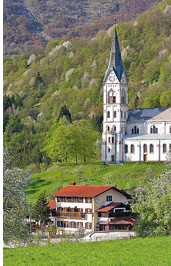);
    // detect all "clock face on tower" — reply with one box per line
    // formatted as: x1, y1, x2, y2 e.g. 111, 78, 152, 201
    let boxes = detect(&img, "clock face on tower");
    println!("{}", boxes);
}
109, 76, 115, 82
